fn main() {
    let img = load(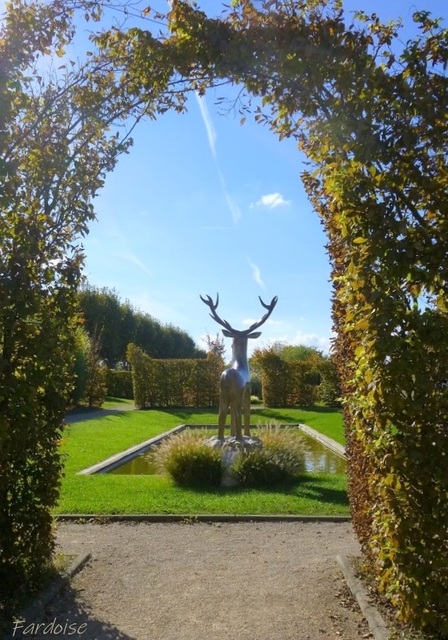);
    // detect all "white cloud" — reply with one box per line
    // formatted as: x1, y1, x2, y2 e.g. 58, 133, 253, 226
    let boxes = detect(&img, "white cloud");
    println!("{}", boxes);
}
248, 258, 265, 290
250, 192, 291, 209
195, 93, 241, 224
116, 251, 152, 277
291, 329, 335, 354
217, 169, 241, 223
195, 92, 217, 158
243, 317, 284, 327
